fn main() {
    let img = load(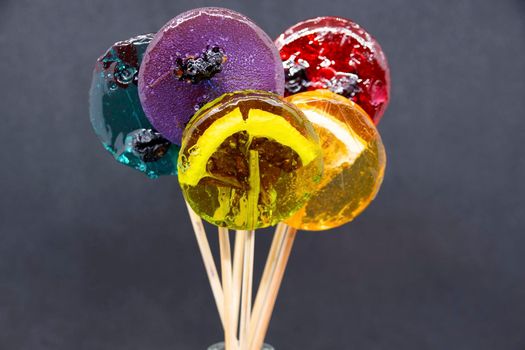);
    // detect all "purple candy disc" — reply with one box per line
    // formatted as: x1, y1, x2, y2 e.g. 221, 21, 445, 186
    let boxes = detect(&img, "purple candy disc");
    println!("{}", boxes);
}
138, 7, 285, 144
